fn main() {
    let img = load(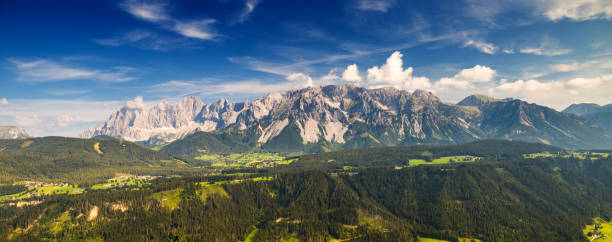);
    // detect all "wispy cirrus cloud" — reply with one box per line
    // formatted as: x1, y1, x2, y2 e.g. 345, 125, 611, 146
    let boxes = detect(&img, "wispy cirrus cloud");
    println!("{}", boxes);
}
151, 75, 314, 98
550, 61, 580, 72
8, 58, 136, 83
542, 0, 612, 21
518, 36, 572, 56
520, 46, 571, 56
237, 0, 260, 23
44, 89, 92, 96
463, 39, 498, 54
120, 0, 217, 41
172, 19, 217, 40
230, 30, 498, 78
464, 0, 612, 26
356, 0, 395, 12
93, 30, 200, 51
120, 0, 169, 21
